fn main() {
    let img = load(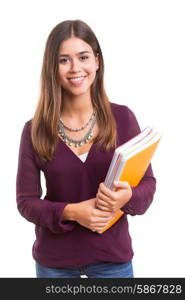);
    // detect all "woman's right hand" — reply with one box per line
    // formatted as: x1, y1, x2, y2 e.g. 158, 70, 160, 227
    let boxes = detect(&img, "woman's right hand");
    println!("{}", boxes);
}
69, 198, 115, 232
